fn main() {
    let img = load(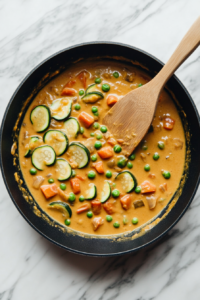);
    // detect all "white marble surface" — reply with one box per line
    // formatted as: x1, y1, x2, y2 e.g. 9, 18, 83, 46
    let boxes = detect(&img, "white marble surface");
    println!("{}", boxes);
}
0, 0, 200, 299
